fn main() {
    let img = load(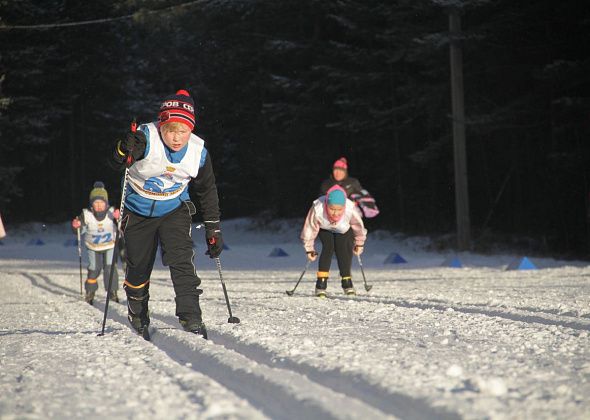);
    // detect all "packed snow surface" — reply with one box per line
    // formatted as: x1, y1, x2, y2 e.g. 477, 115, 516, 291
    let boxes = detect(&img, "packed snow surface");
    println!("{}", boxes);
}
1, 219, 589, 419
